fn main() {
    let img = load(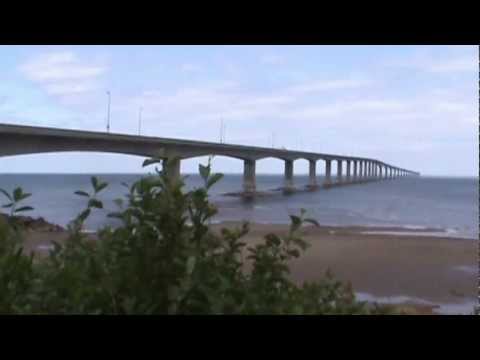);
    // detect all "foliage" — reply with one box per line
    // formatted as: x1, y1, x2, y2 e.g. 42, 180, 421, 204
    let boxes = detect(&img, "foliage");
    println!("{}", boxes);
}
0, 186, 33, 218
0, 158, 380, 314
